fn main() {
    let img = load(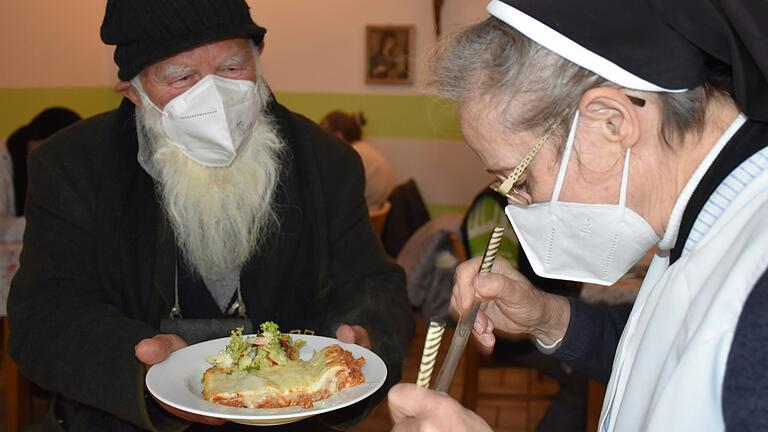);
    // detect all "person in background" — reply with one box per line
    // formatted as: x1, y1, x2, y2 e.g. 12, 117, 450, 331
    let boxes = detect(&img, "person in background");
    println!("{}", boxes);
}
389, 0, 768, 431
320, 110, 396, 212
4, 107, 81, 216
0, 141, 14, 218
7, 0, 413, 430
